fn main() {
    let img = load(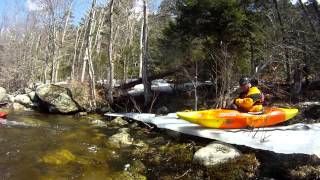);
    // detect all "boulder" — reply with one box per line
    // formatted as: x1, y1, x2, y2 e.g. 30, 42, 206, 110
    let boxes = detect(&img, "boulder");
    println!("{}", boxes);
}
35, 84, 79, 113
67, 82, 92, 112
193, 142, 241, 166
28, 91, 37, 102
24, 88, 33, 94
11, 102, 29, 111
15, 94, 33, 107
2, 94, 15, 103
